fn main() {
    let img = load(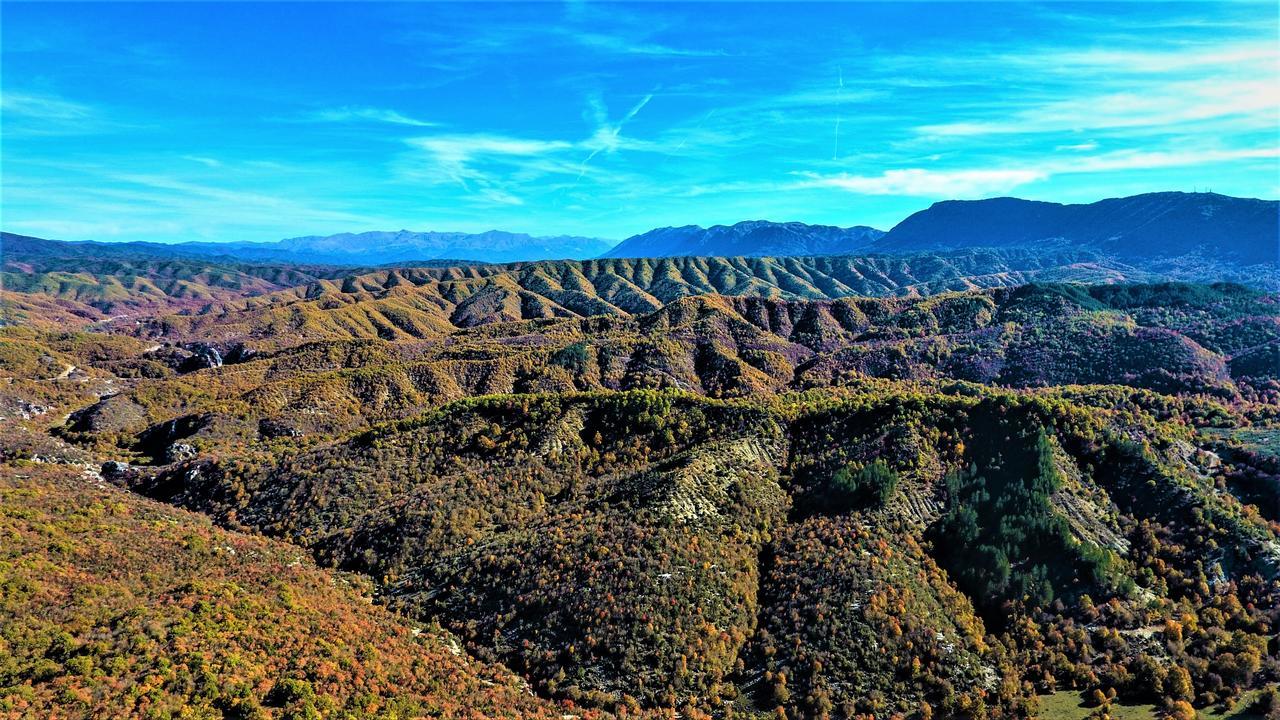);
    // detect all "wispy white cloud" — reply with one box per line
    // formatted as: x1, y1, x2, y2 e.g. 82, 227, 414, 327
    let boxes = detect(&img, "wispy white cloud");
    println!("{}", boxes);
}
1056, 147, 1280, 174
404, 134, 574, 186
298, 105, 439, 127
410, 135, 573, 159
2, 164, 391, 243
571, 31, 726, 58
1, 91, 94, 121
1030, 5, 1264, 34
0, 90, 120, 137
773, 87, 885, 108
396, 133, 586, 208
476, 188, 525, 206
1041, 42, 1277, 74
4, 218, 188, 241
791, 146, 1280, 199
397, 92, 663, 205
1055, 141, 1098, 152
919, 78, 1278, 138
911, 37, 1279, 141
795, 168, 1047, 198
106, 172, 378, 226
391, 10, 726, 67
181, 155, 223, 168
